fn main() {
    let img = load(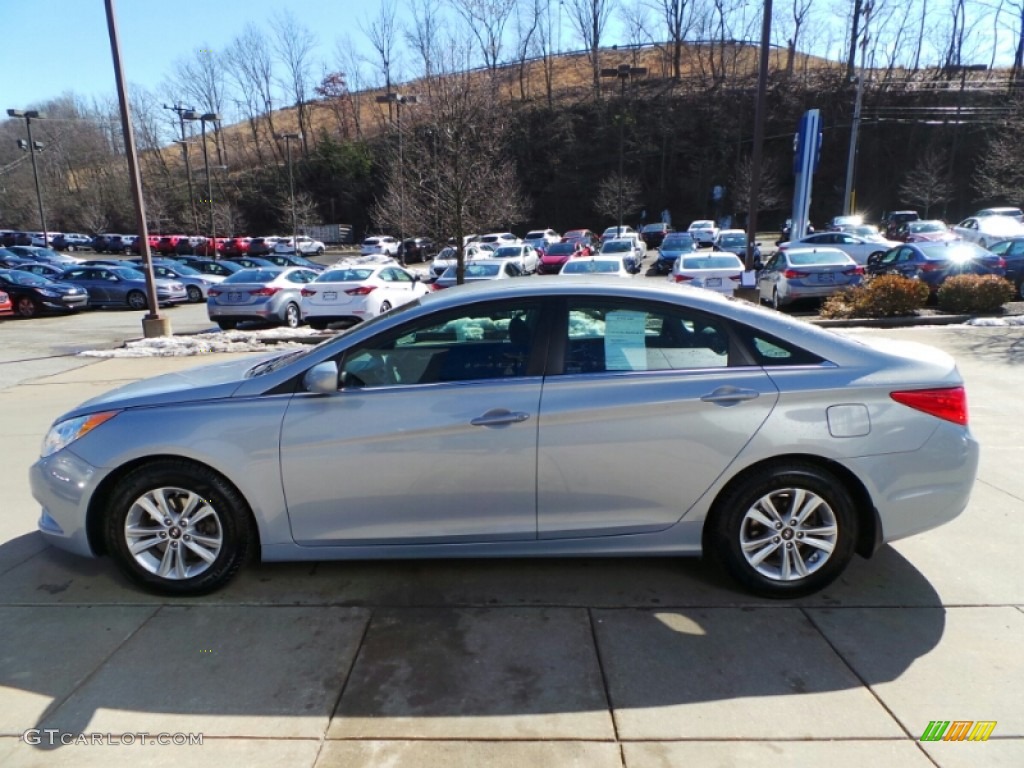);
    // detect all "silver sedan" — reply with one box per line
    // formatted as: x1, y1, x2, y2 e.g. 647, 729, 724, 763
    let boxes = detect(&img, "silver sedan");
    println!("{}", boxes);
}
31, 279, 977, 598
206, 266, 319, 330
